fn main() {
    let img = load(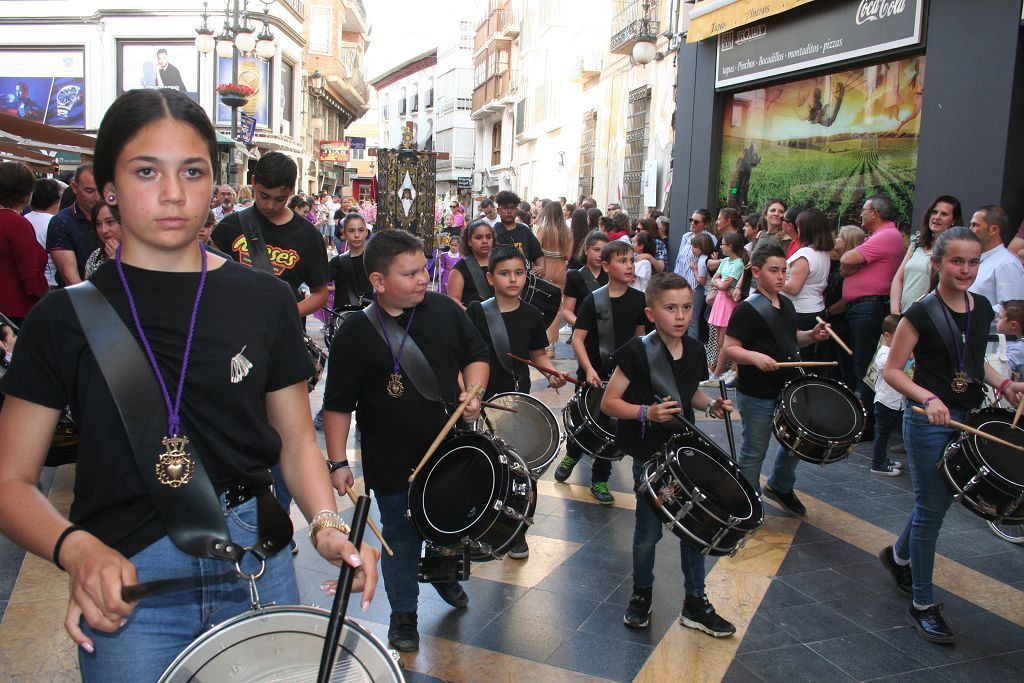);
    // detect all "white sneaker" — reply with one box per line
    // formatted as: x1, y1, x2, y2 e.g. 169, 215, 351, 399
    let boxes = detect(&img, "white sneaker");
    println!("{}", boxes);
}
700, 373, 721, 387
721, 369, 737, 384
